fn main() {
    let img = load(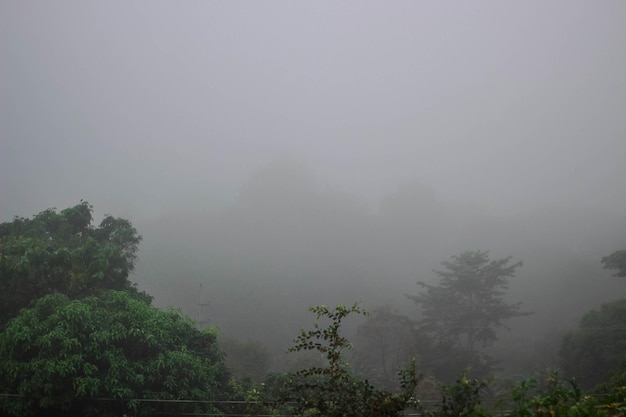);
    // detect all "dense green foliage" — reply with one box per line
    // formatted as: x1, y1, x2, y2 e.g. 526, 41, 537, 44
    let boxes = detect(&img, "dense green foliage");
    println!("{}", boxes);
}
421, 373, 489, 417
446, 371, 626, 417
1, 202, 625, 416
0, 290, 229, 417
0, 202, 146, 328
257, 303, 626, 417
560, 298, 626, 389
0, 203, 231, 417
